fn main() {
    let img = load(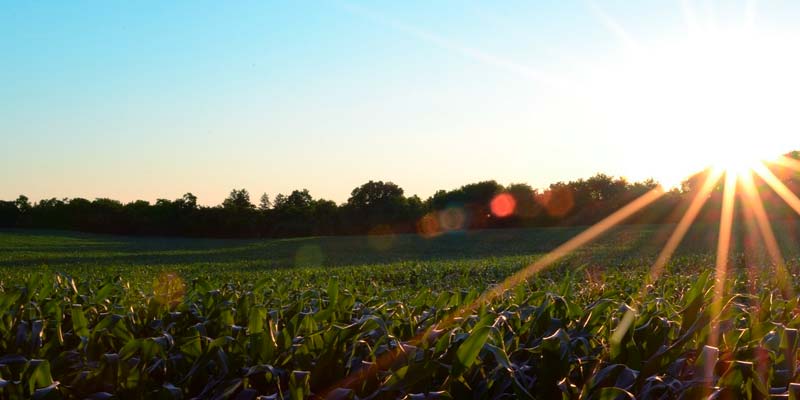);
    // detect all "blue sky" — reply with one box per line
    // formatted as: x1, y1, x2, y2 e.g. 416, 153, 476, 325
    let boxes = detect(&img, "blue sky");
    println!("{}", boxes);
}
3, 1, 799, 204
